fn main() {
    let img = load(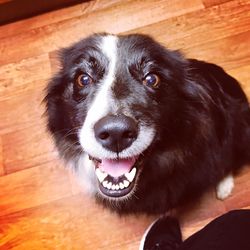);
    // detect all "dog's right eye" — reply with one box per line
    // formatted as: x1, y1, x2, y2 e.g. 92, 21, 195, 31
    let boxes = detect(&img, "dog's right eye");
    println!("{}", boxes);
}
76, 73, 93, 87
143, 73, 160, 89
